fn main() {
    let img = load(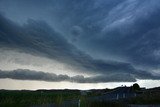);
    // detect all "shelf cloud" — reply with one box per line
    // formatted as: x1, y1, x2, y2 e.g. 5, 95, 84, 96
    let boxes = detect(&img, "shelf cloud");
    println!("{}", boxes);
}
0, 0, 160, 85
